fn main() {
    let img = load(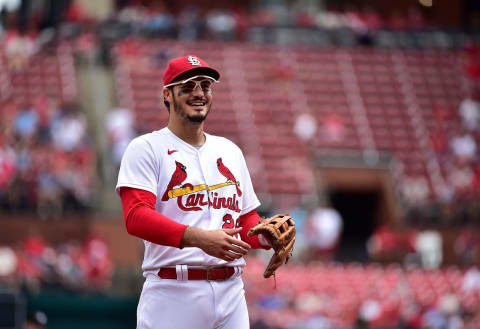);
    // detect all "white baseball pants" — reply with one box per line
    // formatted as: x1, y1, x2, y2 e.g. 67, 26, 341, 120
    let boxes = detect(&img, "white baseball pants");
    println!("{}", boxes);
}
137, 271, 249, 329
